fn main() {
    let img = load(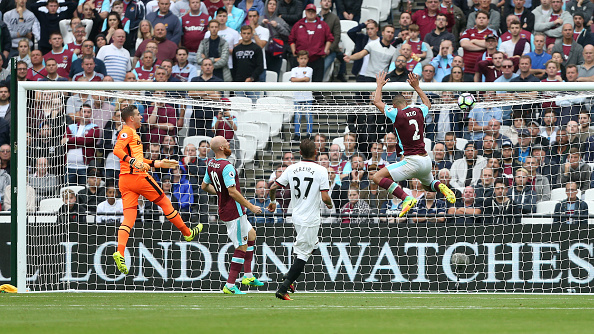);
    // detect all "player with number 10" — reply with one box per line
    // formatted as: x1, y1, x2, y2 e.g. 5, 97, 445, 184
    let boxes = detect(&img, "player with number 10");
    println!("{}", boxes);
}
371, 71, 456, 216
201, 136, 265, 294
